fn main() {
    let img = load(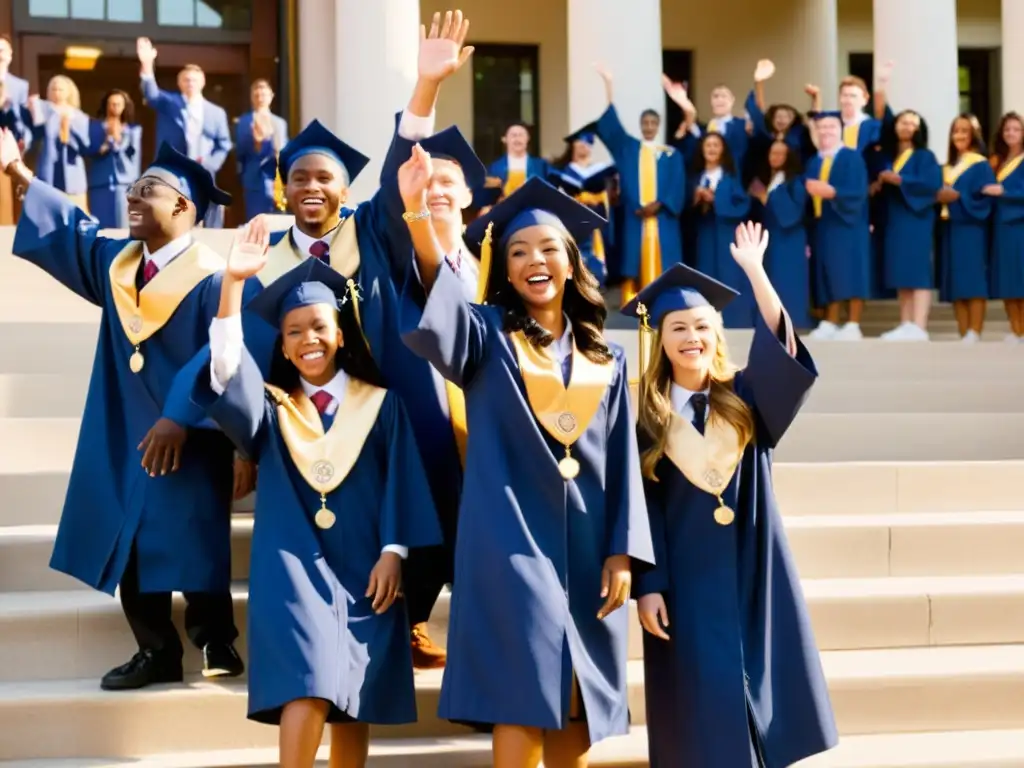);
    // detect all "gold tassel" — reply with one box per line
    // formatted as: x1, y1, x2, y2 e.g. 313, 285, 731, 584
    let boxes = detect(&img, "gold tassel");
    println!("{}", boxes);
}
633, 301, 652, 417
273, 153, 287, 212
474, 221, 495, 304
344, 278, 363, 331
